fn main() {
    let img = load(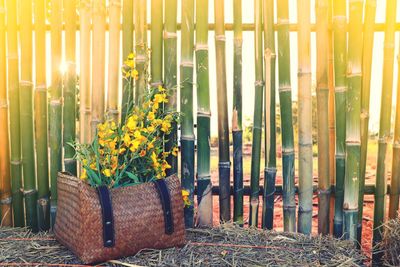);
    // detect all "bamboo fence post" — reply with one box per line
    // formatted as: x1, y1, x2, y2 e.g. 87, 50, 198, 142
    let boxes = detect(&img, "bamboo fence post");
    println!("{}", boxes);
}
6, 0, 24, 226
249, 0, 264, 227
232, 0, 244, 226
91, 0, 106, 139
262, 0, 277, 230
180, 0, 195, 228
316, 0, 331, 236
79, 0, 92, 145
297, 0, 313, 235
151, 0, 163, 87
196, 0, 212, 227
34, 0, 50, 230
49, 0, 63, 227
121, 0, 133, 122
358, 0, 376, 243
0, 0, 12, 227
107, 0, 121, 122
64, 0, 78, 176
164, 0, 178, 176
277, 0, 296, 232
20, 0, 38, 232
215, 0, 231, 223
134, 0, 147, 104
344, 0, 364, 242
373, 0, 397, 256
332, 0, 346, 238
